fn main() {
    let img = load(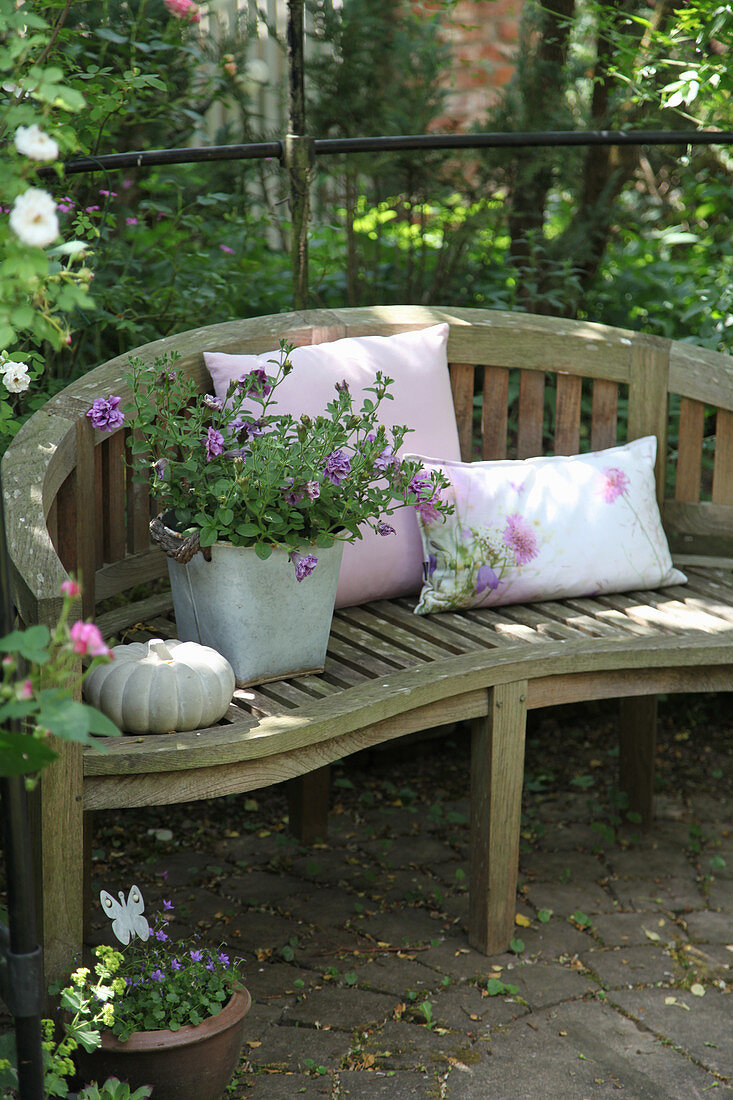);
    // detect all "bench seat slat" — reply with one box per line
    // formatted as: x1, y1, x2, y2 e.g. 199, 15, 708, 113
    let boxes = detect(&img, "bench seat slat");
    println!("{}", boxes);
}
493, 604, 593, 641
560, 597, 669, 637
520, 600, 629, 638
328, 621, 420, 670
336, 606, 461, 661
364, 600, 488, 654
592, 592, 693, 634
